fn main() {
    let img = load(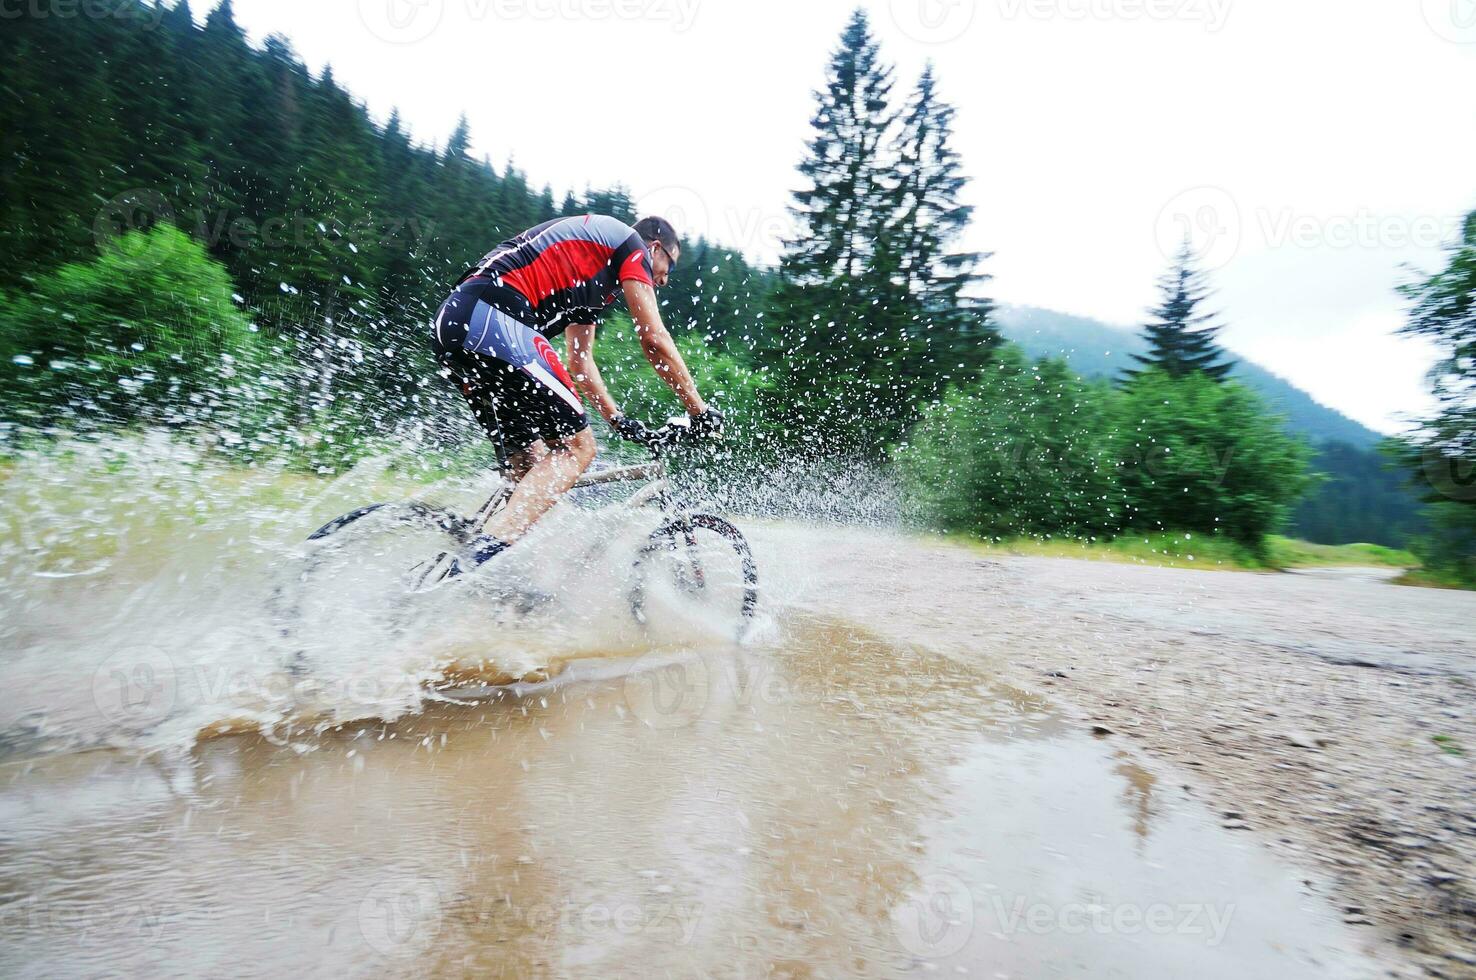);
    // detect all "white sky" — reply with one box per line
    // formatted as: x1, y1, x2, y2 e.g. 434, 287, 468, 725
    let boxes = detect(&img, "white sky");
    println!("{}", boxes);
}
222, 0, 1476, 435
